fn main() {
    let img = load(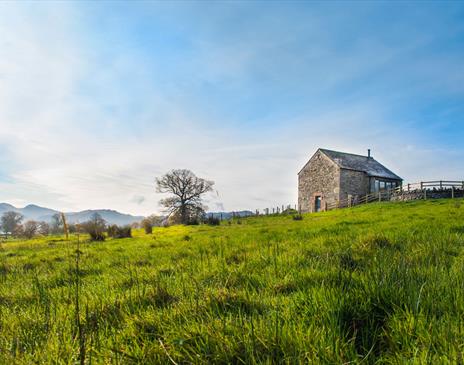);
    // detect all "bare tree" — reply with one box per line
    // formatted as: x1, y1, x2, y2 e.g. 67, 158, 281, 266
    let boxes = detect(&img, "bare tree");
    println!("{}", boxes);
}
23, 220, 39, 239
1, 211, 24, 236
156, 169, 214, 224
